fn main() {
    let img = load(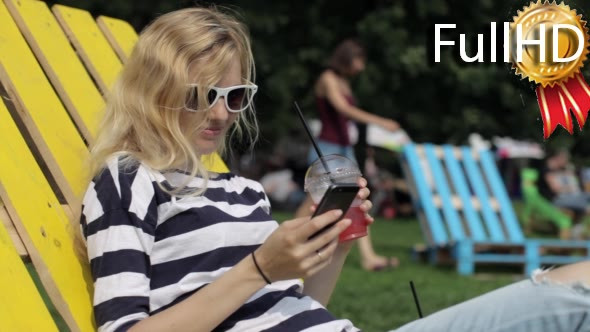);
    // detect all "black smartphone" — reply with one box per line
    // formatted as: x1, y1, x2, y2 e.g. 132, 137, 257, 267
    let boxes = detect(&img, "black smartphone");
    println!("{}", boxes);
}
308, 183, 360, 240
